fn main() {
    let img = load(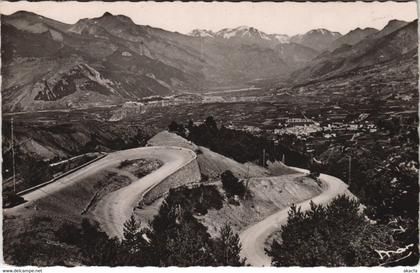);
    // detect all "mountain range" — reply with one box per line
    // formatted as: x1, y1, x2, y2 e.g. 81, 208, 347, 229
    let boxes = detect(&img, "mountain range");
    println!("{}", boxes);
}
292, 19, 416, 82
1, 11, 417, 111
